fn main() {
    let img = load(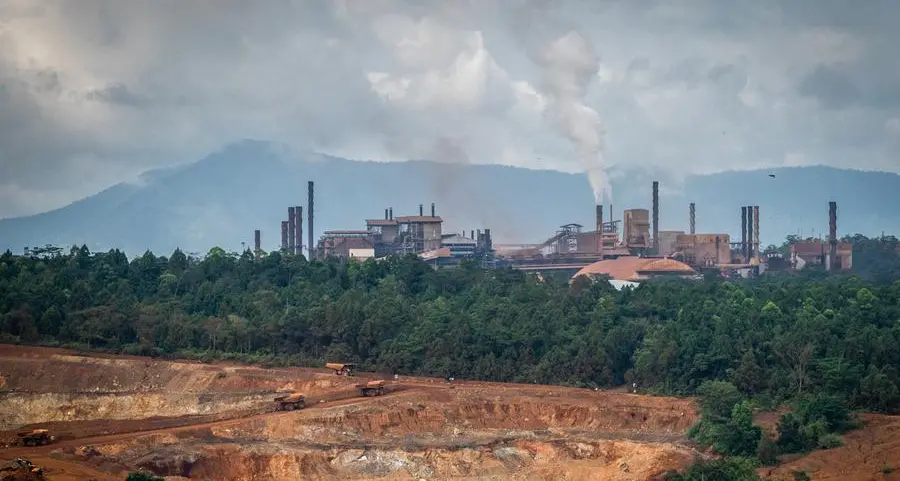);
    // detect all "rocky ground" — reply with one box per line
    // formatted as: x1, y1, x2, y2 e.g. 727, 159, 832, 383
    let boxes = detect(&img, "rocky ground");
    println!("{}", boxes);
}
1, 344, 897, 480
